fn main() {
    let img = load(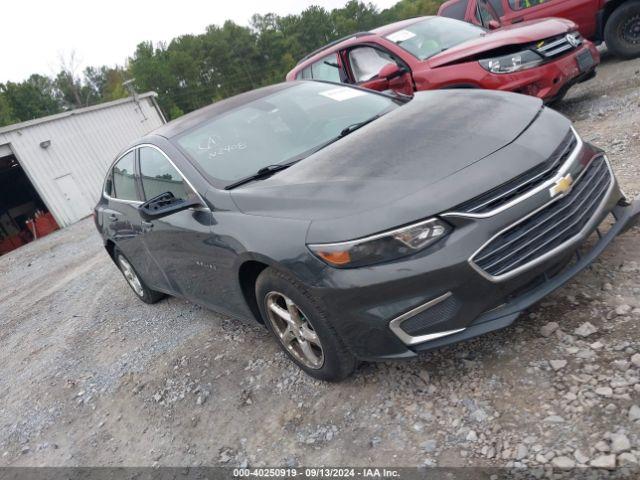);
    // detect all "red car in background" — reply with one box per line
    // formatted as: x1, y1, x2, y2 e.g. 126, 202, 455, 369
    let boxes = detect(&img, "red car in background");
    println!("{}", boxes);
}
286, 16, 600, 103
438, 0, 640, 59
